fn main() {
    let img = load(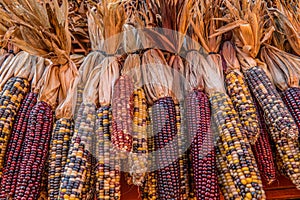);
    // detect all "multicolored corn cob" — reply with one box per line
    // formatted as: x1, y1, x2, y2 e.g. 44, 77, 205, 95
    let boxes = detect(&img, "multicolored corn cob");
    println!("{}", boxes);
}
112, 75, 134, 153
153, 97, 181, 200
95, 105, 121, 200
13, 101, 53, 200
251, 98, 276, 184
282, 87, 300, 130
129, 88, 148, 186
185, 90, 219, 200
0, 77, 30, 177
59, 103, 96, 200
210, 92, 265, 199
244, 66, 298, 140
48, 118, 74, 200
224, 70, 260, 144
0, 92, 37, 199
